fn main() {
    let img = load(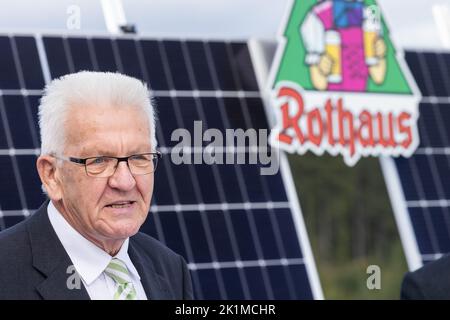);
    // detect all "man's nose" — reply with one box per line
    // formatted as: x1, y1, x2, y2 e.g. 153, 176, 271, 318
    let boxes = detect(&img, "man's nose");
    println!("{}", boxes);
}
108, 161, 136, 191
